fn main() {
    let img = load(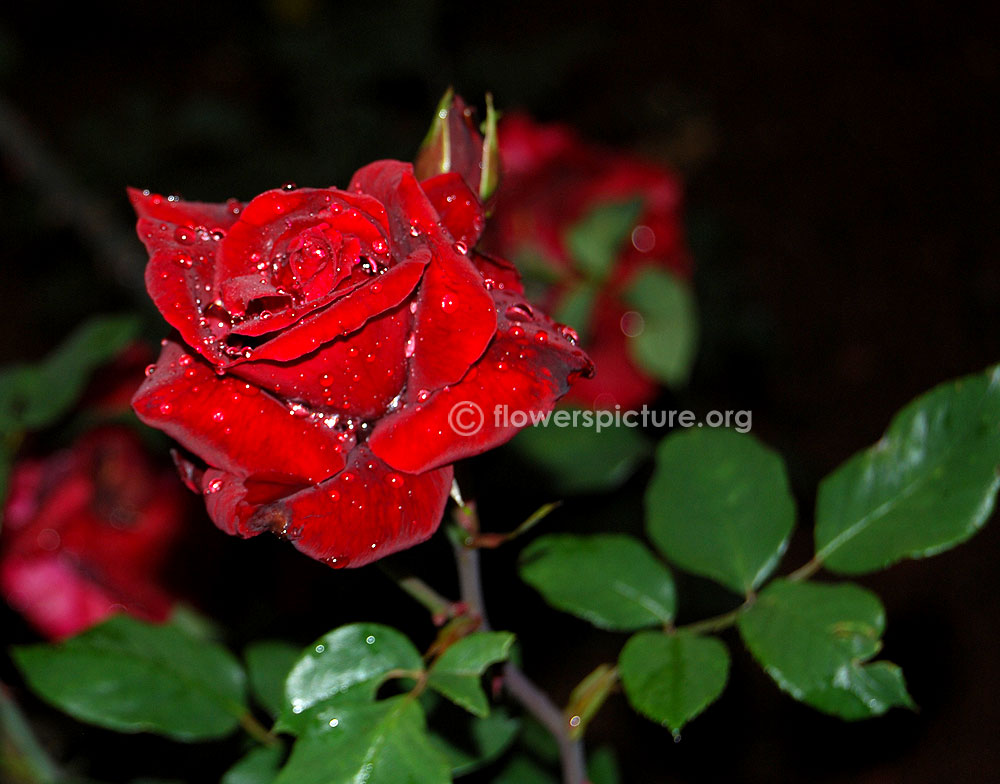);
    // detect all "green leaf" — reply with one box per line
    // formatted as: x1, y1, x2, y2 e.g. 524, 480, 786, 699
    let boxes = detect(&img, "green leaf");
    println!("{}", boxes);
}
519, 534, 676, 630
565, 664, 618, 739
245, 641, 301, 719
511, 417, 650, 494
0, 314, 140, 434
588, 746, 621, 784
279, 624, 422, 731
645, 428, 796, 594
565, 199, 644, 281
552, 282, 597, 344
618, 631, 730, 734
737, 579, 915, 719
1, 683, 60, 783
427, 707, 520, 776
622, 267, 698, 386
11, 615, 247, 741
492, 755, 557, 784
815, 365, 1000, 573
274, 696, 450, 784
427, 632, 515, 717
221, 745, 284, 784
